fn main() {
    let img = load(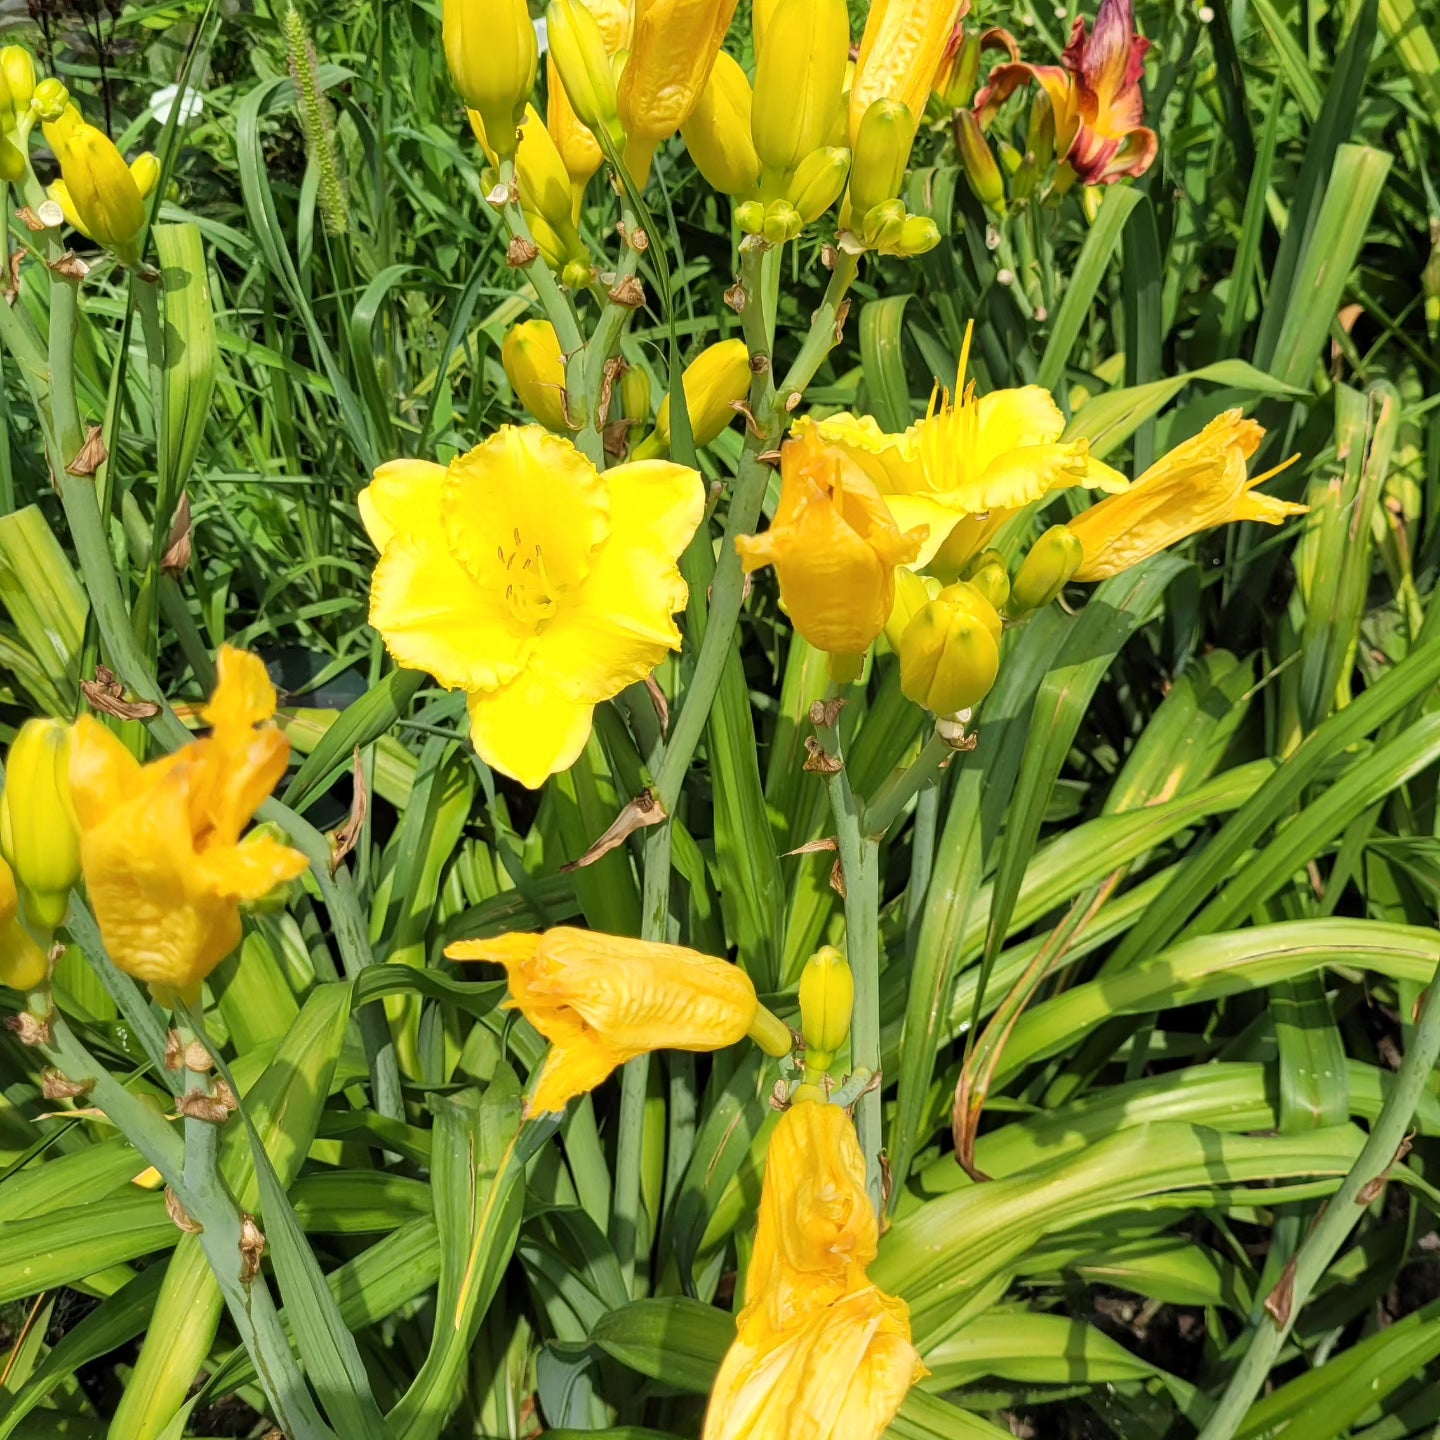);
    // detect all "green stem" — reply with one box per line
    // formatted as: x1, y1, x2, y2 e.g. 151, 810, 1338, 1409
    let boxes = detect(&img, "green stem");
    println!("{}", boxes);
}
819, 711, 884, 1213
863, 729, 951, 837
37, 1007, 334, 1439
579, 207, 643, 456
1195, 974, 1440, 1440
